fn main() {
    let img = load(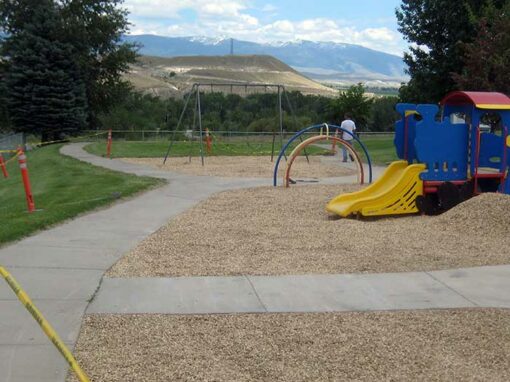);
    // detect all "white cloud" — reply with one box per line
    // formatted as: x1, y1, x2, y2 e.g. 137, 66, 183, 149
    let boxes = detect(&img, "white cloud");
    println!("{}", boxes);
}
261, 4, 278, 12
125, 2, 405, 56
124, 0, 251, 19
